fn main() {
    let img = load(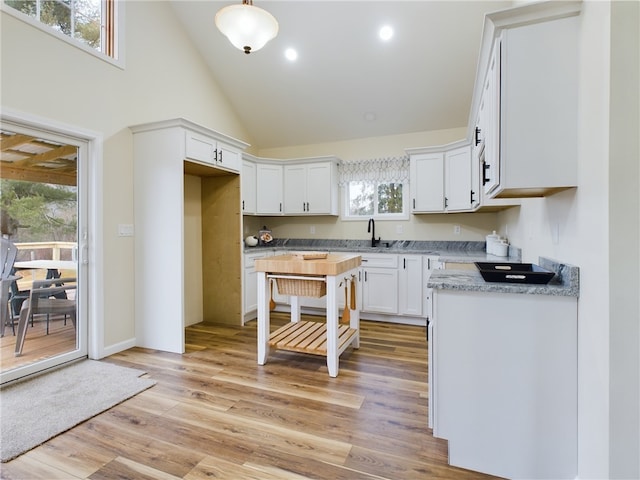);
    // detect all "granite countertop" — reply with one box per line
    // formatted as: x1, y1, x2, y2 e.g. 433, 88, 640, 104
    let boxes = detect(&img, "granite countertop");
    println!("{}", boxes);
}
427, 257, 580, 297
244, 238, 522, 263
